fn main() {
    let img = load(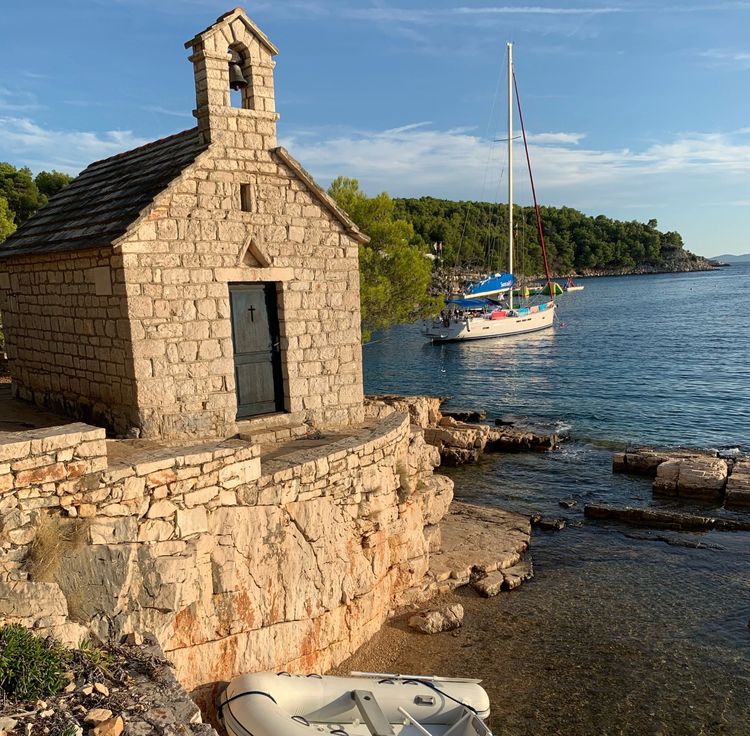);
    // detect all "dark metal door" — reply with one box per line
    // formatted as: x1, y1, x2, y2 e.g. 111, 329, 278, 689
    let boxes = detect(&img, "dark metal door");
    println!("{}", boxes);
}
229, 283, 284, 418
